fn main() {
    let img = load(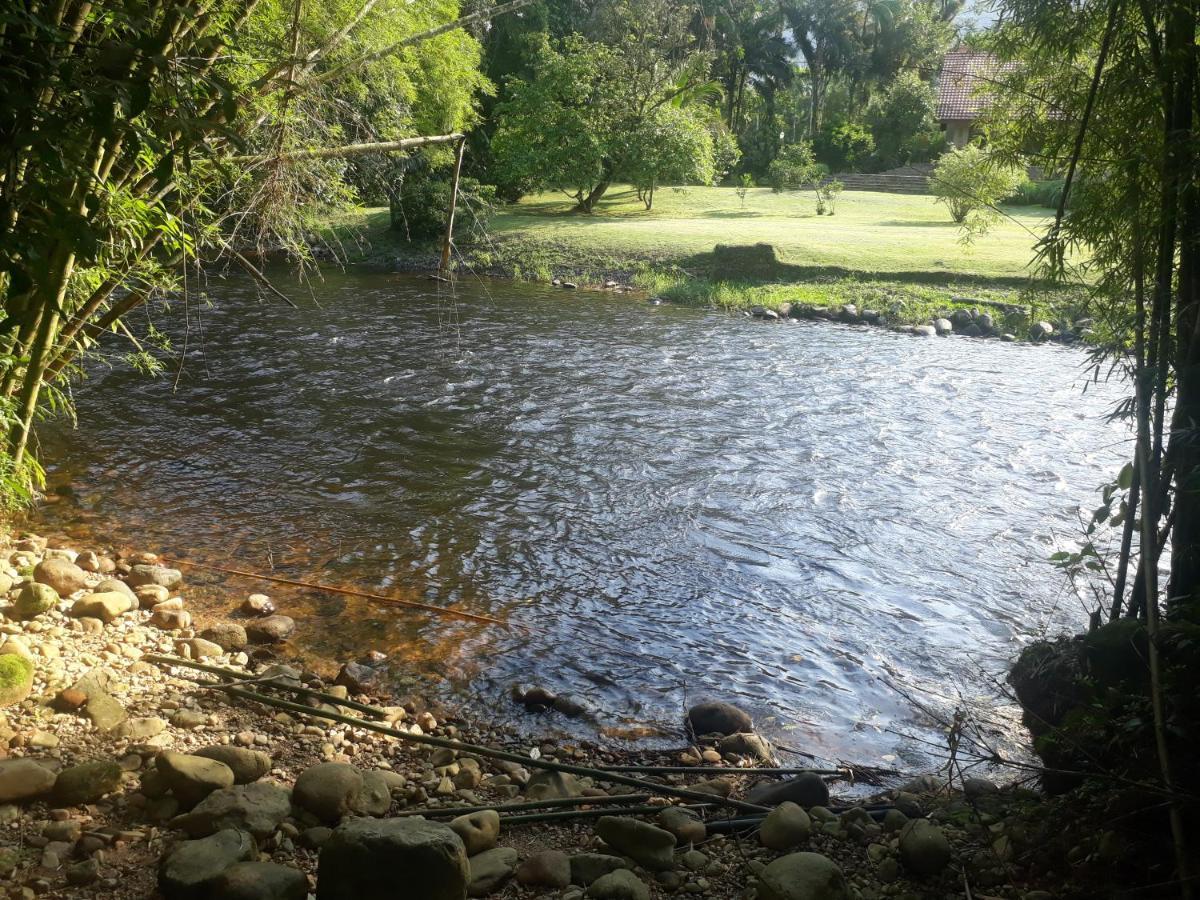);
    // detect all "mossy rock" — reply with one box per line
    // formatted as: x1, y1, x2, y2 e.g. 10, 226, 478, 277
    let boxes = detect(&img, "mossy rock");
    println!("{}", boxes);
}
1084, 618, 1148, 688
0, 654, 34, 707
1009, 638, 1088, 736
13, 581, 59, 619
